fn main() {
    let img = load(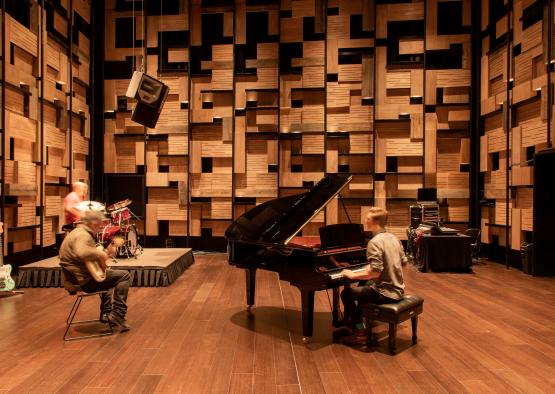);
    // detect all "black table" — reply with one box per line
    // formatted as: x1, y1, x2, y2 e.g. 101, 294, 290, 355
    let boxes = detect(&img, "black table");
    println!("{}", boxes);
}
418, 234, 472, 272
